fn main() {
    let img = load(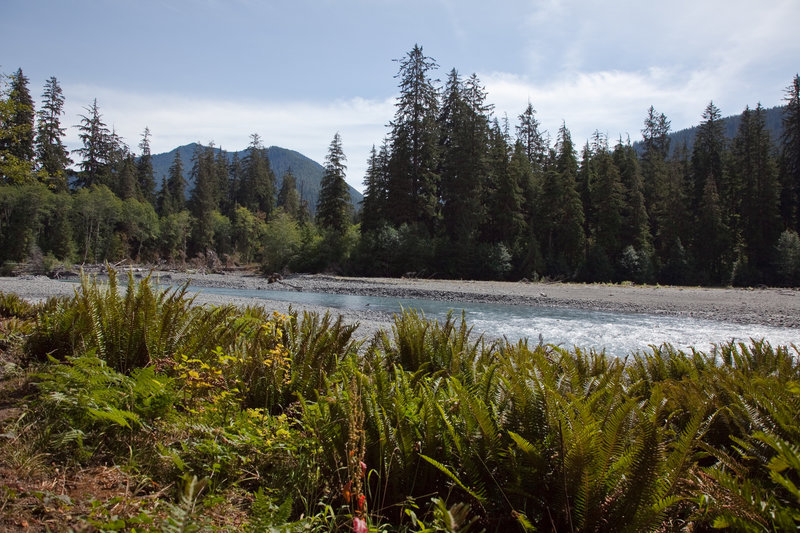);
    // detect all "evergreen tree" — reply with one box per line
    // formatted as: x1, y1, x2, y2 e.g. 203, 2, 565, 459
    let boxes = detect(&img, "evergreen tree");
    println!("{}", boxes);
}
731, 104, 781, 280
214, 147, 232, 216
613, 139, 652, 255
115, 153, 138, 200
691, 101, 726, 209
438, 70, 490, 242
538, 124, 585, 276
239, 134, 275, 216
5, 68, 35, 163
0, 69, 36, 183
780, 74, 800, 230
386, 44, 440, 231
590, 146, 625, 261
156, 177, 171, 216
640, 105, 671, 206
691, 102, 731, 282
166, 150, 186, 214
360, 144, 389, 234
74, 99, 115, 188
35, 76, 71, 189
188, 144, 218, 253
516, 101, 548, 172
277, 169, 301, 220
641, 106, 671, 160
577, 141, 597, 233
228, 152, 242, 210
695, 174, 730, 284
653, 146, 693, 283
316, 132, 352, 233
483, 119, 525, 249
136, 127, 156, 204
509, 140, 541, 275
